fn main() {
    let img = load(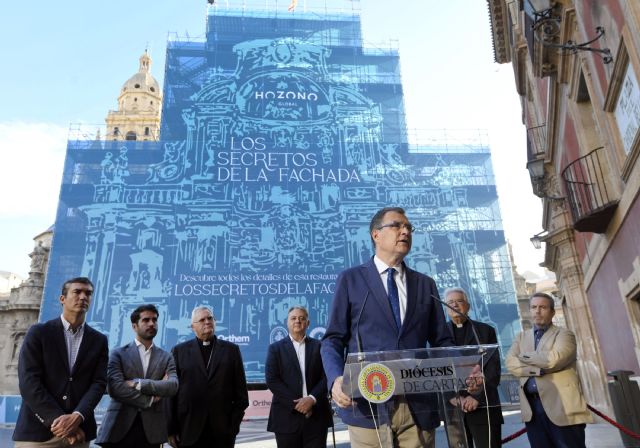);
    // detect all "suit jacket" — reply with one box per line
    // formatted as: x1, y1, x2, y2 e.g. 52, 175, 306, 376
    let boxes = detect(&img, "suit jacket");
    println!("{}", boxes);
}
446, 319, 503, 425
168, 336, 249, 446
13, 317, 108, 442
95, 341, 179, 445
266, 336, 332, 435
321, 257, 453, 430
505, 324, 593, 426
